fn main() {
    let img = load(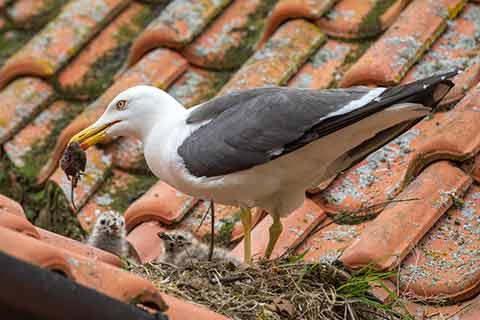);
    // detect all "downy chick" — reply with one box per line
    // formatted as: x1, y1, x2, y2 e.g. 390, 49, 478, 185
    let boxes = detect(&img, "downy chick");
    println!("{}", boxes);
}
87, 211, 128, 257
157, 230, 240, 266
